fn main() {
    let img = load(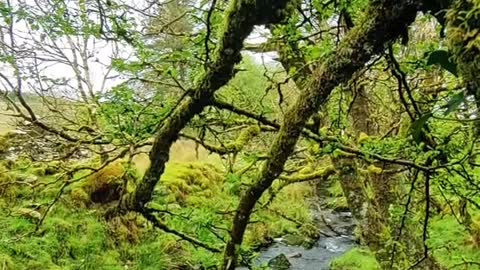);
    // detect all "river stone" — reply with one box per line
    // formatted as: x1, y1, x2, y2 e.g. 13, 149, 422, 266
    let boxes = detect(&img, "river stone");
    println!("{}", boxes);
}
282, 234, 316, 249
287, 252, 302, 258
268, 254, 291, 270
302, 238, 316, 249
282, 234, 304, 246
